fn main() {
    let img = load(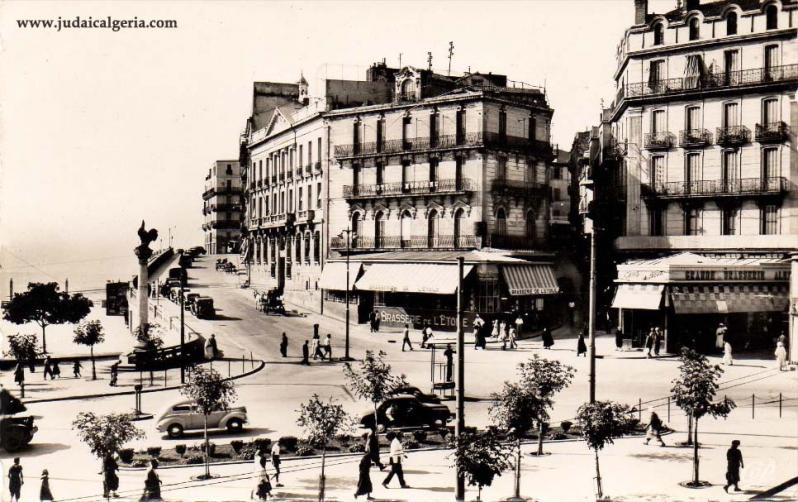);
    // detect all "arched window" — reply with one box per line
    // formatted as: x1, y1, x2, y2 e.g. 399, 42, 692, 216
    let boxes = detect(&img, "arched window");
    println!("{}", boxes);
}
401, 79, 414, 100
427, 209, 439, 248
526, 210, 537, 245
766, 4, 778, 30
454, 209, 465, 248
495, 208, 507, 247
726, 12, 737, 35
374, 211, 385, 248
400, 210, 412, 248
351, 213, 363, 248
653, 23, 664, 45
689, 17, 700, 40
